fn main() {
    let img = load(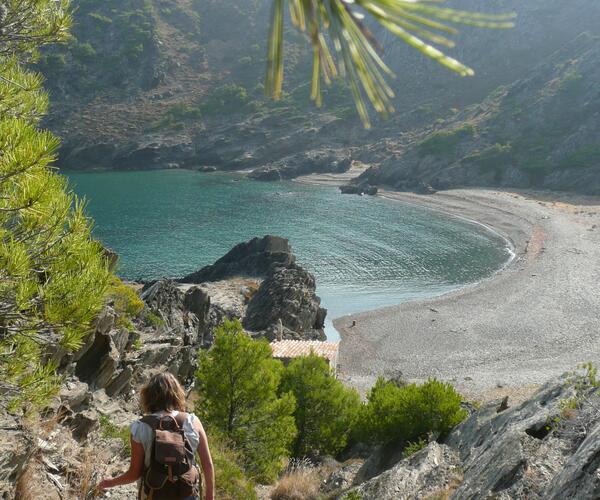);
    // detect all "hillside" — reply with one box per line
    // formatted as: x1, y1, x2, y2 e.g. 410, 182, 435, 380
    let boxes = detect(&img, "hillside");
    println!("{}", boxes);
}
41, 0, 600, 185
356, 33, 600, 195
